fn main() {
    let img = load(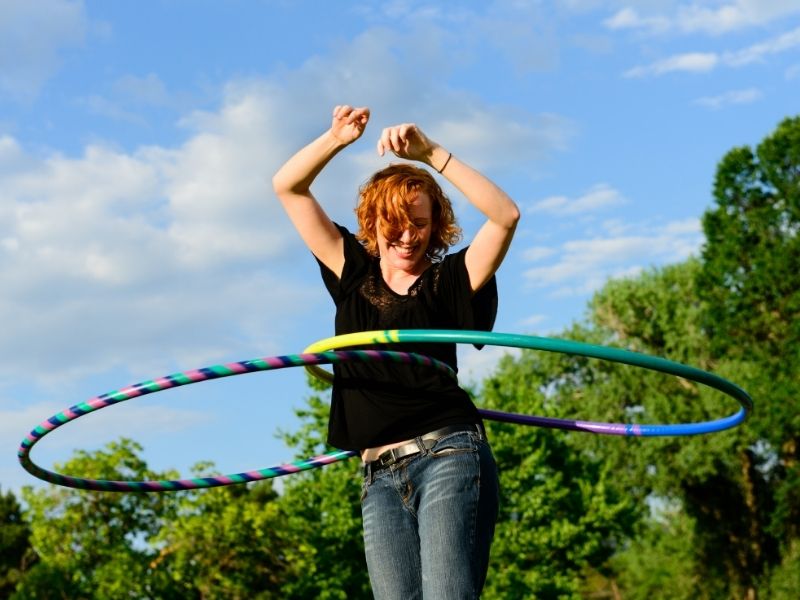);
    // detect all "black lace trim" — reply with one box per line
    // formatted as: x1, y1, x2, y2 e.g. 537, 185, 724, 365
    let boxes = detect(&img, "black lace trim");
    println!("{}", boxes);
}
358, 261, 442, 317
